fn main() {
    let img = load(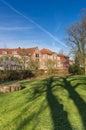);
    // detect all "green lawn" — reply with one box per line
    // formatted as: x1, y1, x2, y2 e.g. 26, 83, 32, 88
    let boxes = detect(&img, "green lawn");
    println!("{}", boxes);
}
0, 76, 86, 130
